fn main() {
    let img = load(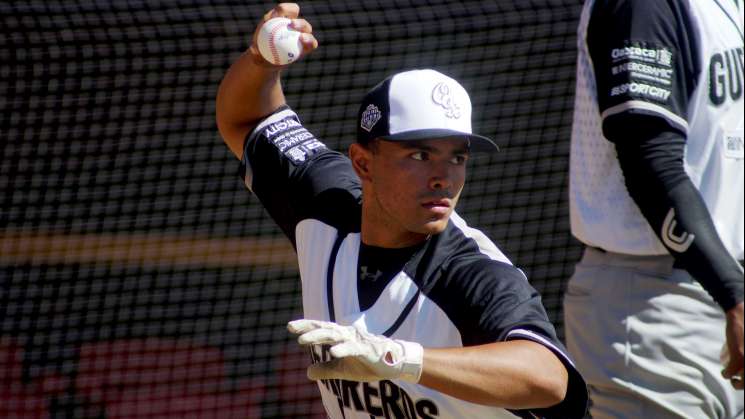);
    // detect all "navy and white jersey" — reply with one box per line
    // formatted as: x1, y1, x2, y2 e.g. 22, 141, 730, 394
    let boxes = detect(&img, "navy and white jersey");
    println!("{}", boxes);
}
240, 107, 588, 419
570, 0, 744, 258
